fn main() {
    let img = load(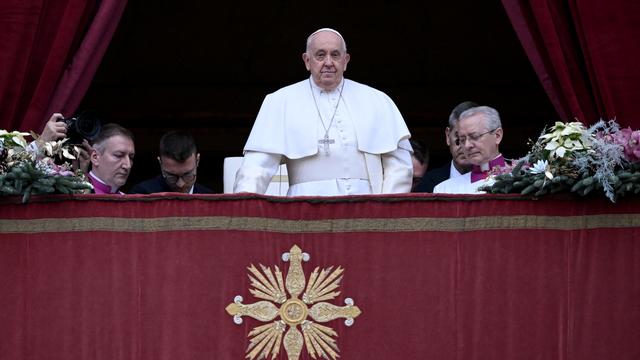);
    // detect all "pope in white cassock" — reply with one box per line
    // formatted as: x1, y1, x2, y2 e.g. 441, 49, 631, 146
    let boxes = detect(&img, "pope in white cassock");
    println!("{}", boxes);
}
233, 28, 413, 196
